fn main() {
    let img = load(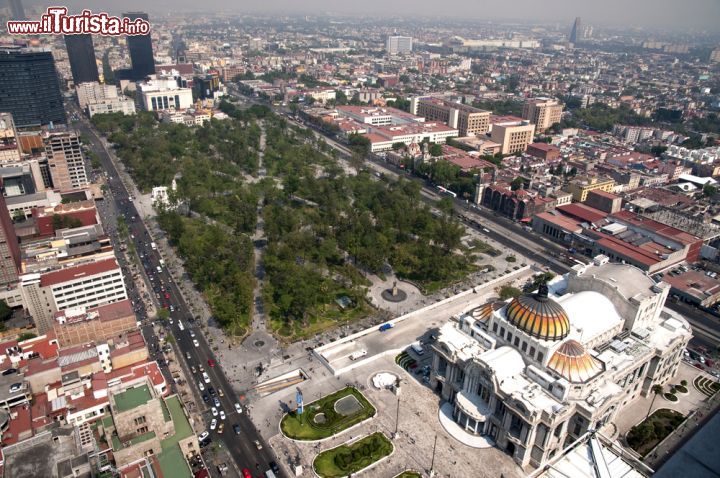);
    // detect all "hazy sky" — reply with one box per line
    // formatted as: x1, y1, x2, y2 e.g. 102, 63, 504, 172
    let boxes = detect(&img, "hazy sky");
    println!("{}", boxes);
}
54, 0, 720, 30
